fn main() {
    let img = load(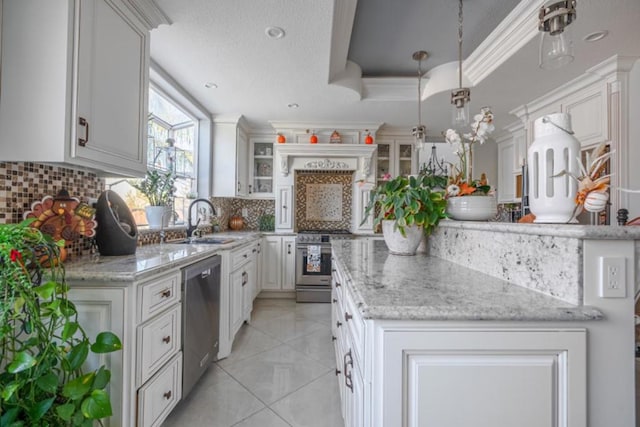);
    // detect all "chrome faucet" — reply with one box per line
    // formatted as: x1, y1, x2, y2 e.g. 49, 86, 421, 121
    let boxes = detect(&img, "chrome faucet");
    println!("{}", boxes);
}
187, 198, 217, 238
